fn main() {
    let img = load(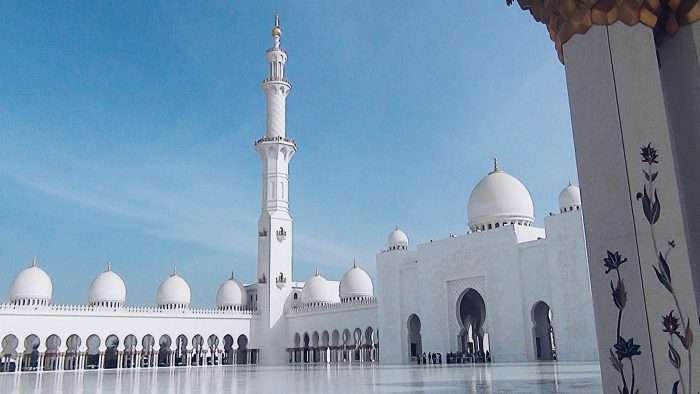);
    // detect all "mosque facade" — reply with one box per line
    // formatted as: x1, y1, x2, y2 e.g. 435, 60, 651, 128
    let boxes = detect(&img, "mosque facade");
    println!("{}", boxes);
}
0, 16, 598, 372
